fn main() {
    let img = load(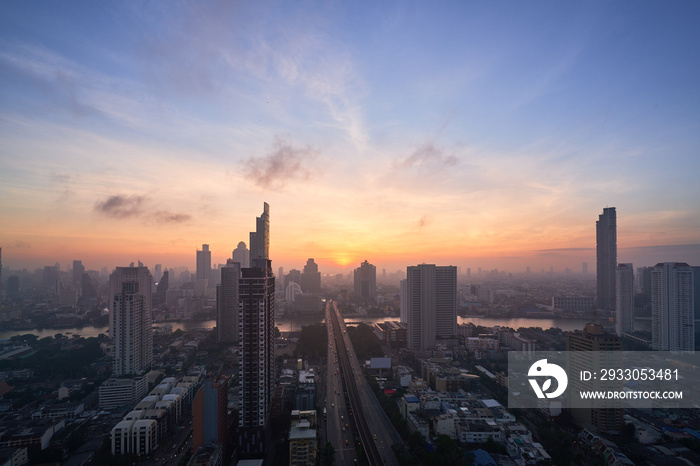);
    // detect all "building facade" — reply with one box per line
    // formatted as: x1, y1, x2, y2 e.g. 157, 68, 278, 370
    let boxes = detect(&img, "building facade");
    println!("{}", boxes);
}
193, 377, 229, 451
651, 262, 694, 351
354, 260, 376, 303
216, 260, 240, 343
109, 266, 153, 376
616, 263, 635, 336
406, 264, 457, 351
